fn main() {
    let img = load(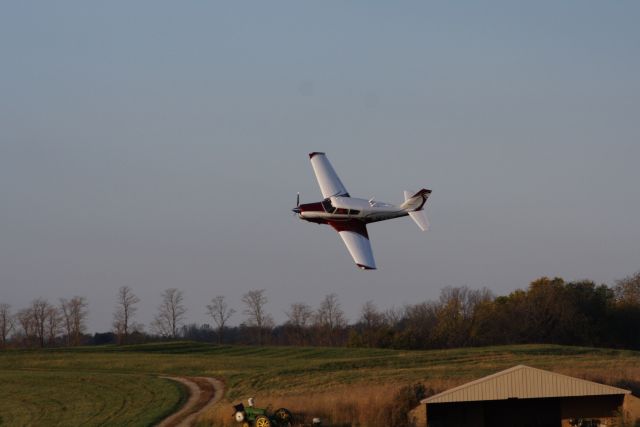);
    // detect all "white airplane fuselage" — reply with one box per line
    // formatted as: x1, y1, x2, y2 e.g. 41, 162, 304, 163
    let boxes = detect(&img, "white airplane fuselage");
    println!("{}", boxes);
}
297, 196, 409, 225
